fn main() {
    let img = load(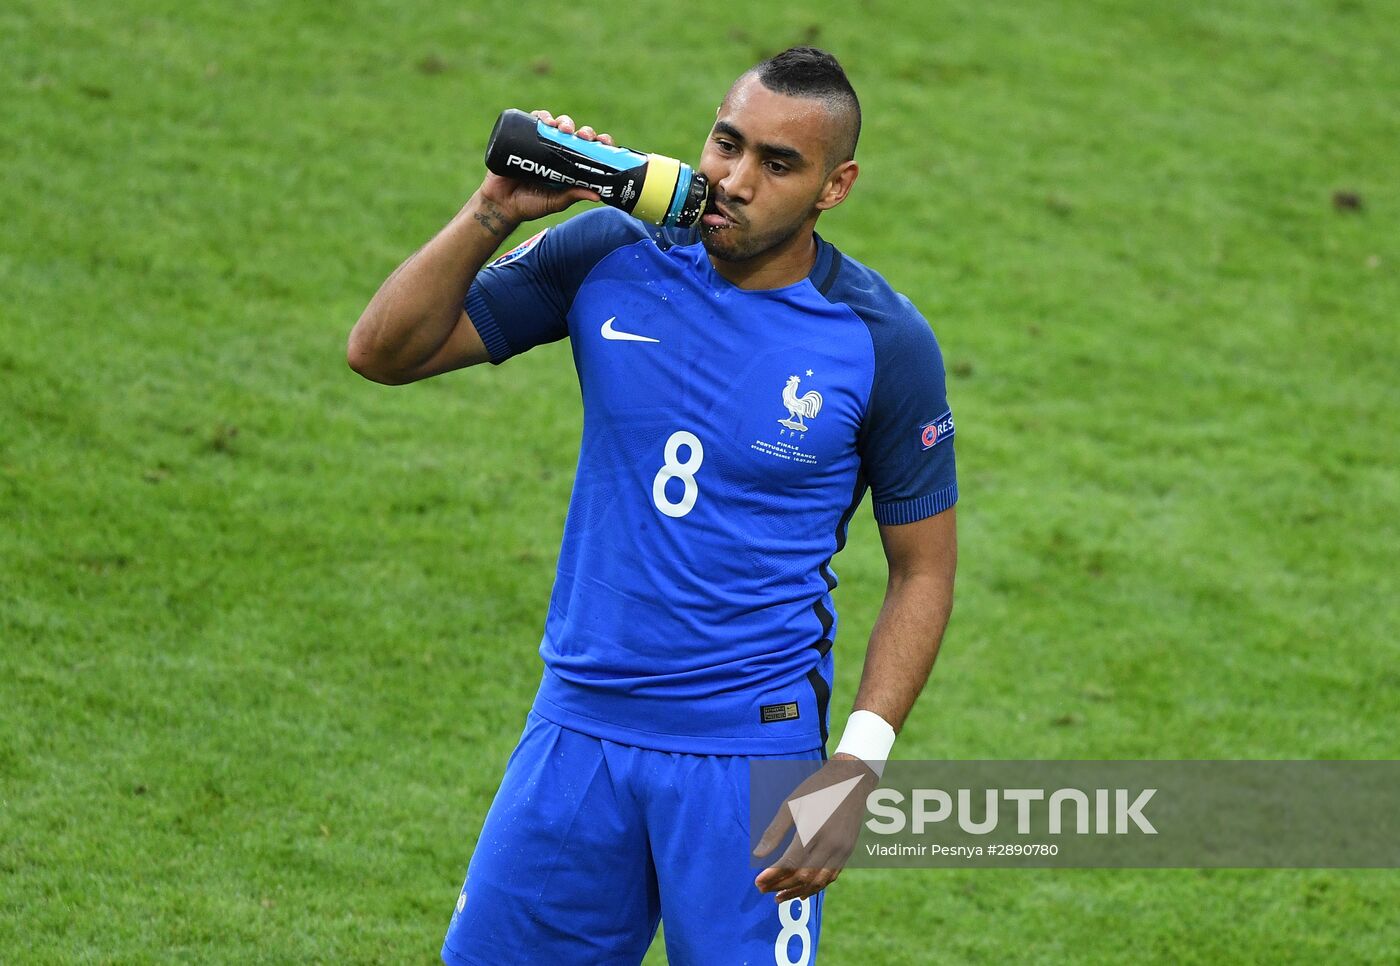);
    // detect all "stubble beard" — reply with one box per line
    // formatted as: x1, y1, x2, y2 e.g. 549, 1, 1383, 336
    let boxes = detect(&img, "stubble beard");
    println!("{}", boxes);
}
701, 210, 810, 265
